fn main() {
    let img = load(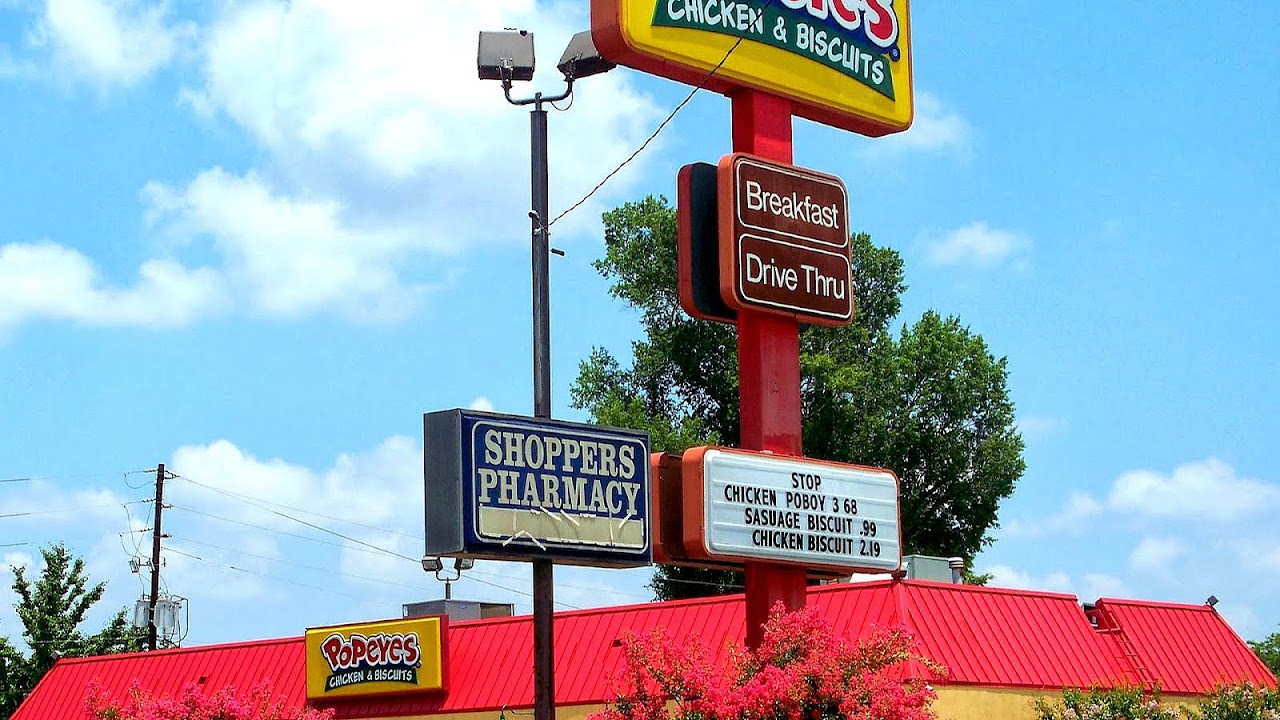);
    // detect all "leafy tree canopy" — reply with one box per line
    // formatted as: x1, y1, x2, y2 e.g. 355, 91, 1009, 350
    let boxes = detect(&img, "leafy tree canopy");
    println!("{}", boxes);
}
570, 196, 1025, 600
1, 543, 143, 719
1249, 630, 1280, 677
